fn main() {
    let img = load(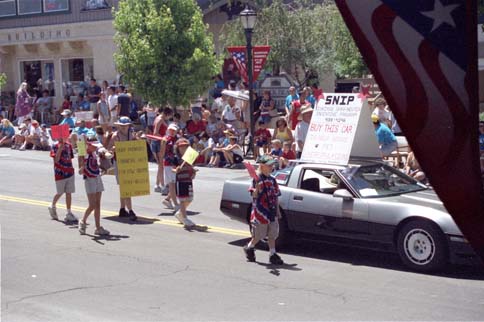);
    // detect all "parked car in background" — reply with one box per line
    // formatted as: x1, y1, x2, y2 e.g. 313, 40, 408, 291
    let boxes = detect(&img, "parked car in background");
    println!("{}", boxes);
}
220, 160, 479, 272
